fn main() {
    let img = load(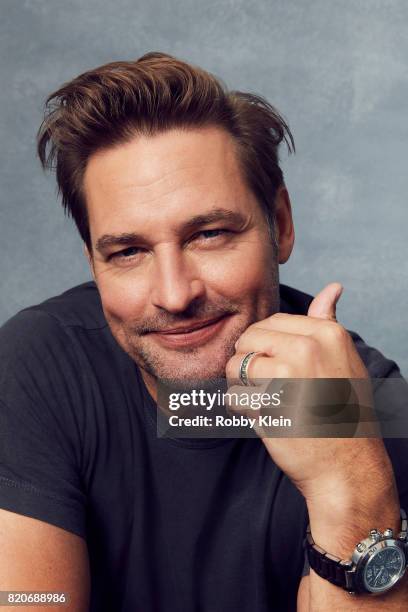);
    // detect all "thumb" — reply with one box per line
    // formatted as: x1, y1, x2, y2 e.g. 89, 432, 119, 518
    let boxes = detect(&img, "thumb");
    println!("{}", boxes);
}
307, 282, 343, 321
